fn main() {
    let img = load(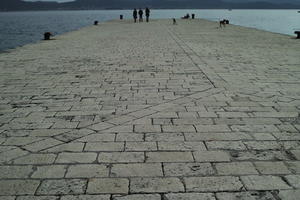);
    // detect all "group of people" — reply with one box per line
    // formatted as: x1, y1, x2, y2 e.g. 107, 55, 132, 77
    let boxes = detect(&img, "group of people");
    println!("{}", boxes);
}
133, 8, 150, 23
